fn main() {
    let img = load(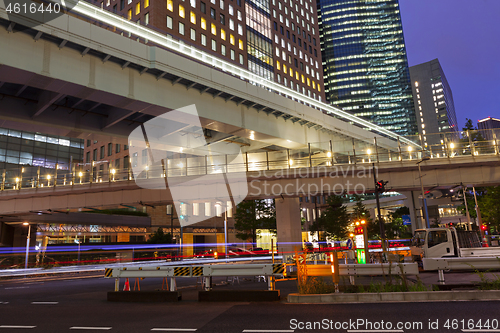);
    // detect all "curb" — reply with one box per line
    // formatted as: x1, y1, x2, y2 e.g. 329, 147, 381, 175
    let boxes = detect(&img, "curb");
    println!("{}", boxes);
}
287, 290, 500, 303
